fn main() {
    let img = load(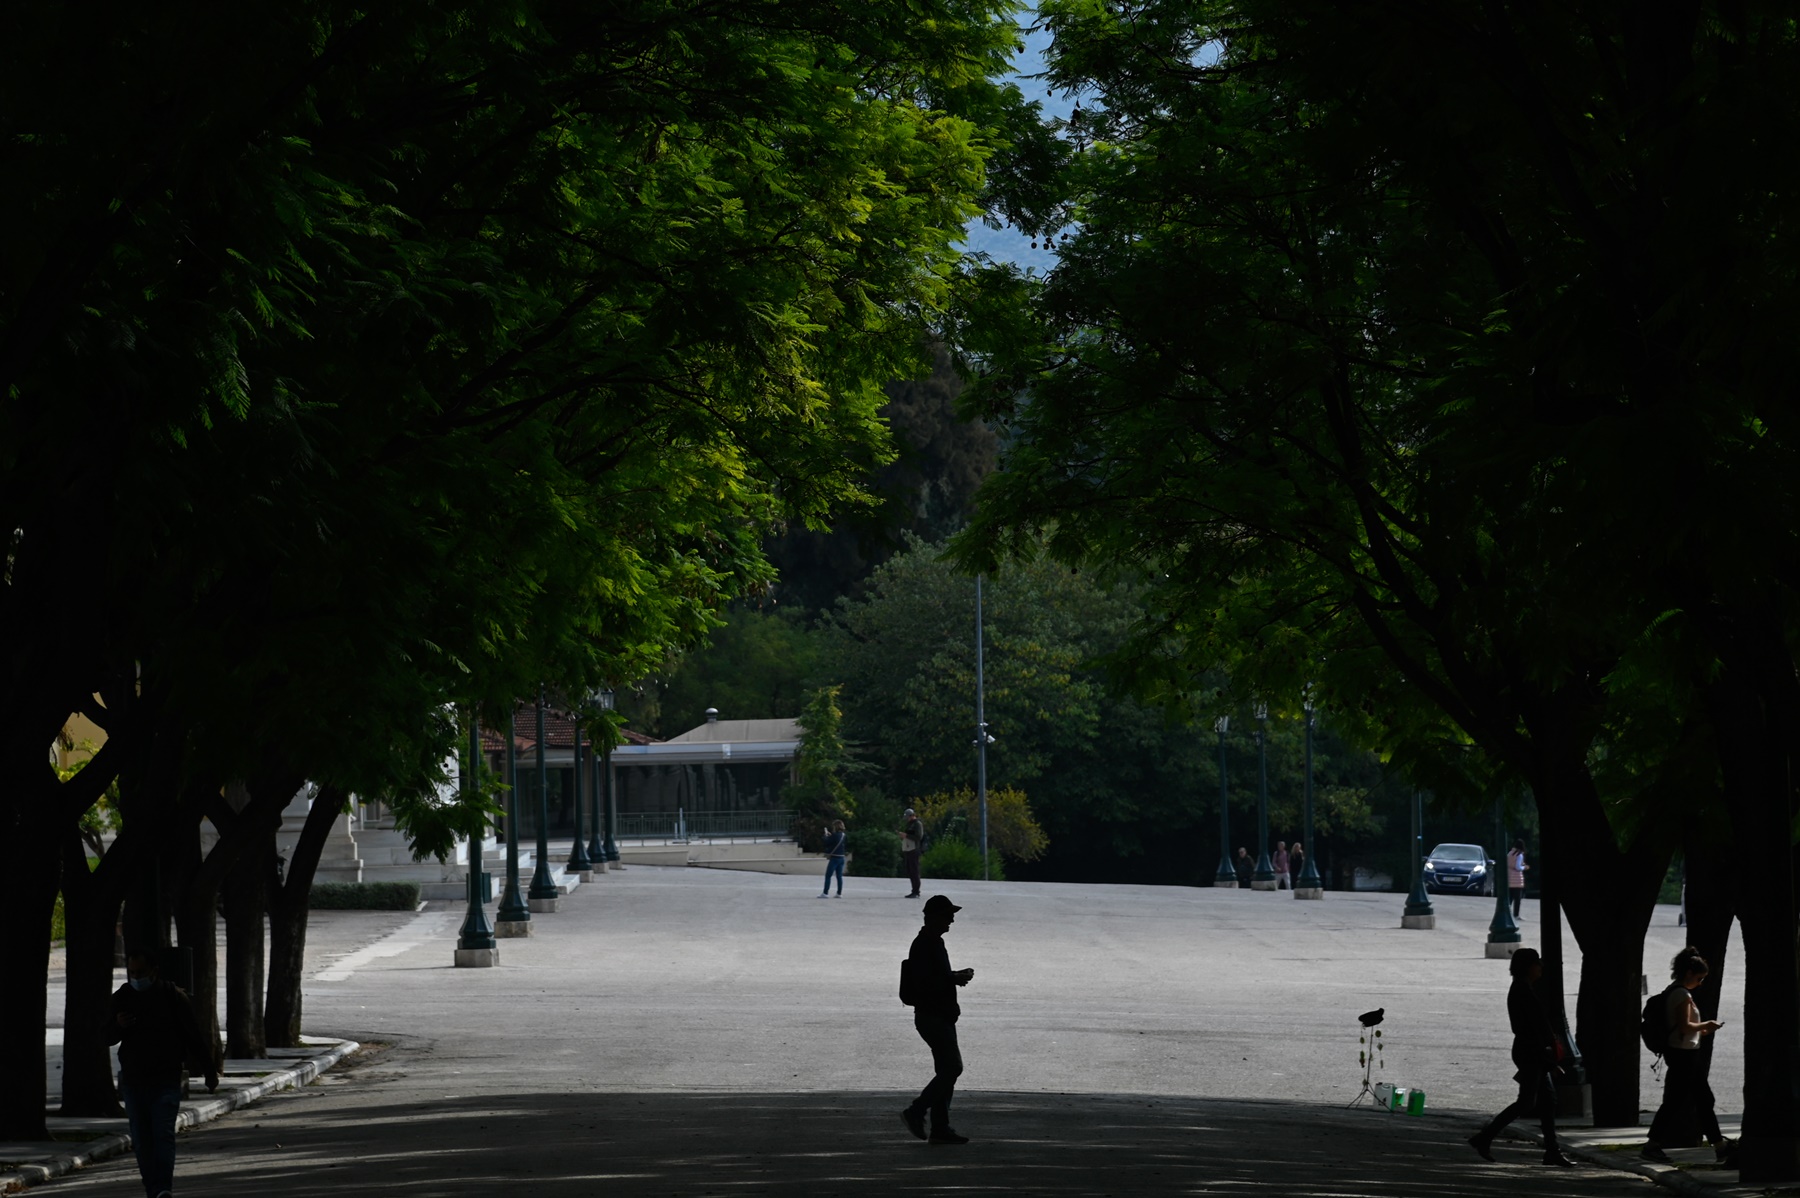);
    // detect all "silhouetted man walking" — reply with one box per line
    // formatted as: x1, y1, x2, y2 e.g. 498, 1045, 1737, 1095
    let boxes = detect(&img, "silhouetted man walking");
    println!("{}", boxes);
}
900, 895, 973, 1144
106, 953, 217, 1198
